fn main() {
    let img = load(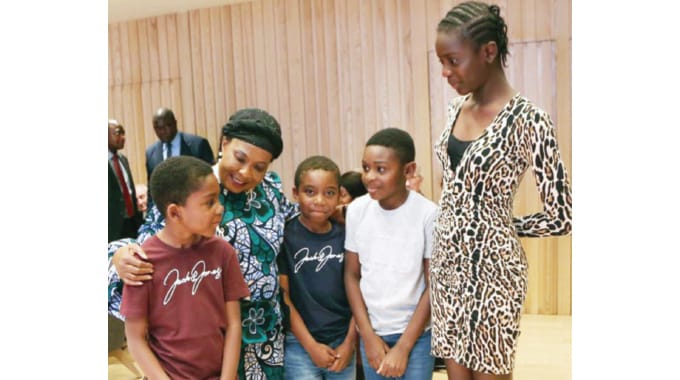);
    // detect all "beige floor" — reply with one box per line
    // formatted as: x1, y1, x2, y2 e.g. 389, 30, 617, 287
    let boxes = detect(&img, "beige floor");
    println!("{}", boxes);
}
109, 314, 570, 380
